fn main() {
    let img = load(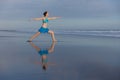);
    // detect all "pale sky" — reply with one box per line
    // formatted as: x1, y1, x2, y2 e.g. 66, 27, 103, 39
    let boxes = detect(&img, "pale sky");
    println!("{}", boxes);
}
0, 0, 120, 19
